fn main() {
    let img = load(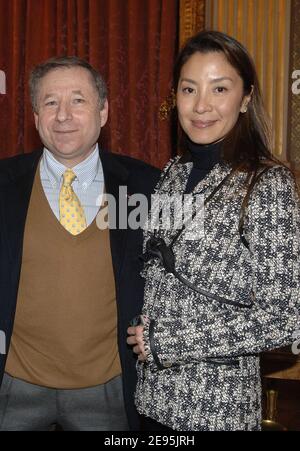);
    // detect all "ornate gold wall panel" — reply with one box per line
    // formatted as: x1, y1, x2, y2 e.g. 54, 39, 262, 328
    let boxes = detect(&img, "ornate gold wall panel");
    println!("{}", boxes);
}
179, 0, 206, 46
204, 0, 291, 160
287, 0, 300, 170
